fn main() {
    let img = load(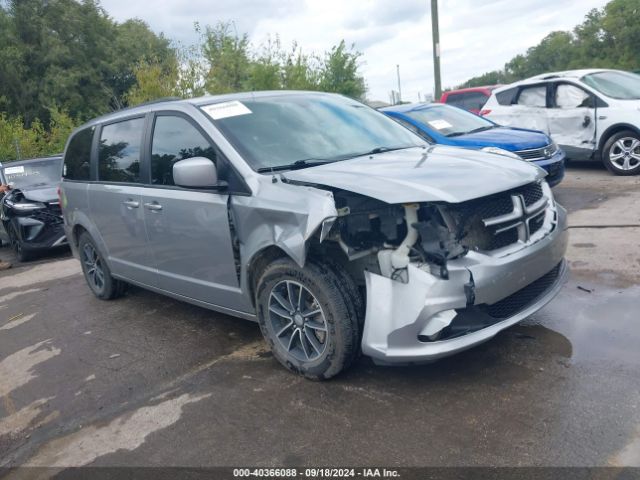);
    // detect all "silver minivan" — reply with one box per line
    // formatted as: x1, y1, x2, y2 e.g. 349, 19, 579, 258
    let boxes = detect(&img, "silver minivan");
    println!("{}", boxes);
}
60, 92, 568, 379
